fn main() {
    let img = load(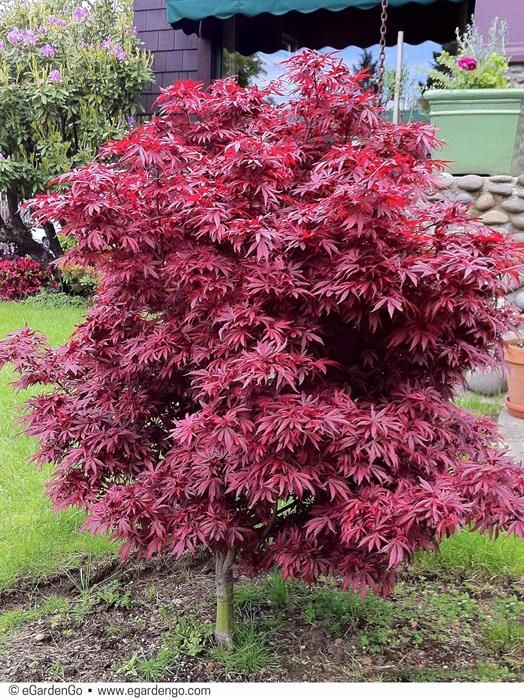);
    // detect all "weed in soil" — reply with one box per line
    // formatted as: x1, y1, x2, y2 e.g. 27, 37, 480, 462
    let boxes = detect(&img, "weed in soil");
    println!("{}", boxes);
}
211, 624, 275, 675
480, 596, 524, 656
95, 582, 134, 611
0, 595, 70, 641
118, 648, 179, 683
